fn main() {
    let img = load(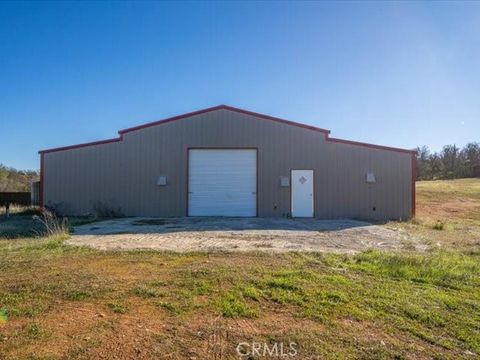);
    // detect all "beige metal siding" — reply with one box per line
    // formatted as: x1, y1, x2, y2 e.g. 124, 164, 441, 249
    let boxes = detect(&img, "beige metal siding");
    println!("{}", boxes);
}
43, 109, 412, 220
